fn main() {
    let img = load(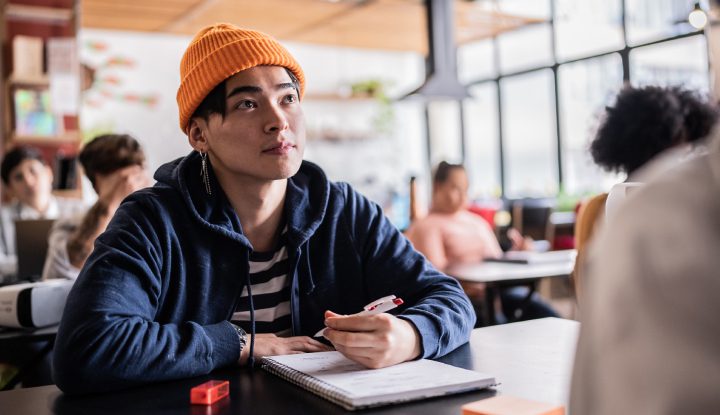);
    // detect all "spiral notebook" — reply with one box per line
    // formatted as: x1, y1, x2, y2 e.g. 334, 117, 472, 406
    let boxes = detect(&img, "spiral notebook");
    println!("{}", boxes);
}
261, 351, 495, 411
